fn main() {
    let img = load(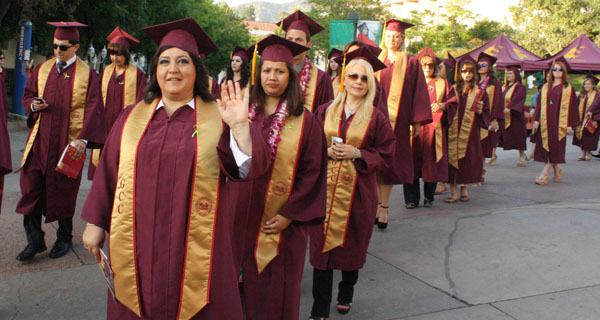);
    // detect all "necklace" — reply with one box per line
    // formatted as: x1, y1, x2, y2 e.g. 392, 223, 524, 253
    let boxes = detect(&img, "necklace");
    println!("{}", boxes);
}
249, 99, 289, 159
